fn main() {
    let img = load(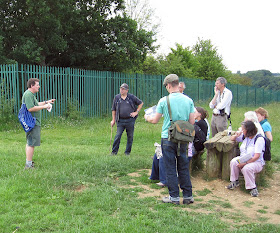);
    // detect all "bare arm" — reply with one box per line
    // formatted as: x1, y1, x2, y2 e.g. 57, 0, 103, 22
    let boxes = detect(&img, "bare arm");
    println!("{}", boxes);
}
130, 102, 144, 118
111, 111, 116, 127
38, 99, 56, 106
28, 105, 49, 112
265, 131, 273, 142
189, 112, 195, 125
